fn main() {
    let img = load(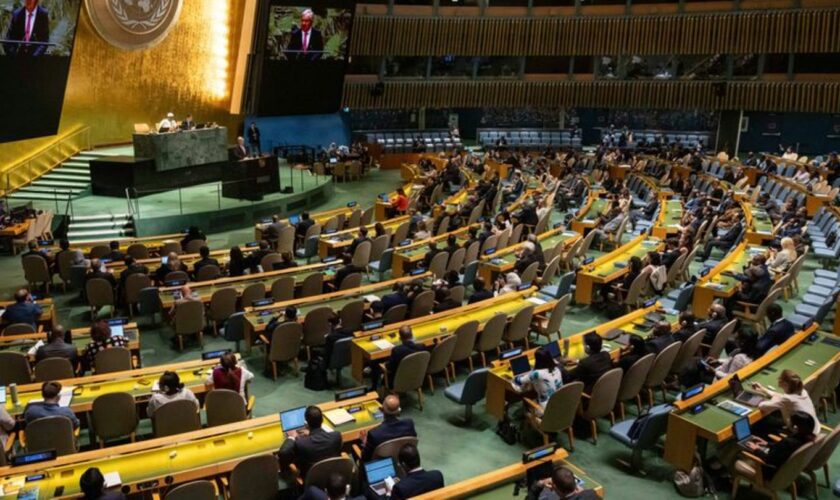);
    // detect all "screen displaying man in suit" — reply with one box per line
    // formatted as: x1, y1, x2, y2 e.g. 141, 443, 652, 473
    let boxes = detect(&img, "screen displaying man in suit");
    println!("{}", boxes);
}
285, 9, 323, 61
5, 0, 50, 56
